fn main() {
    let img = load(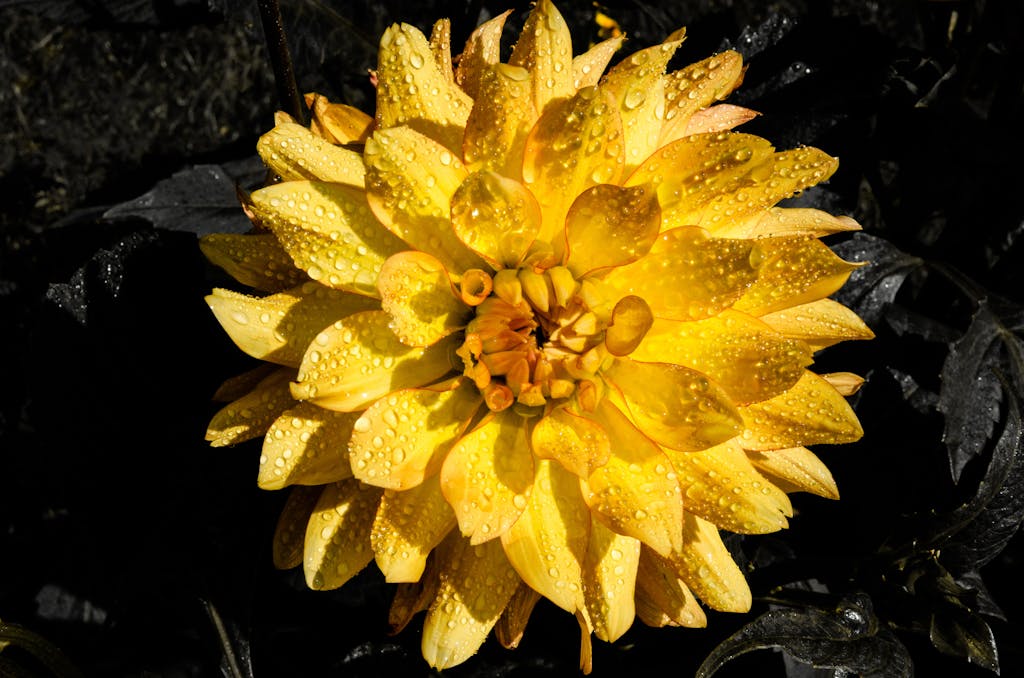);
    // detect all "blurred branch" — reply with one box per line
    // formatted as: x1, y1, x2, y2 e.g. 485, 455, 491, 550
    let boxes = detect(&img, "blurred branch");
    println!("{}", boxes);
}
258, 0, 308, 125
